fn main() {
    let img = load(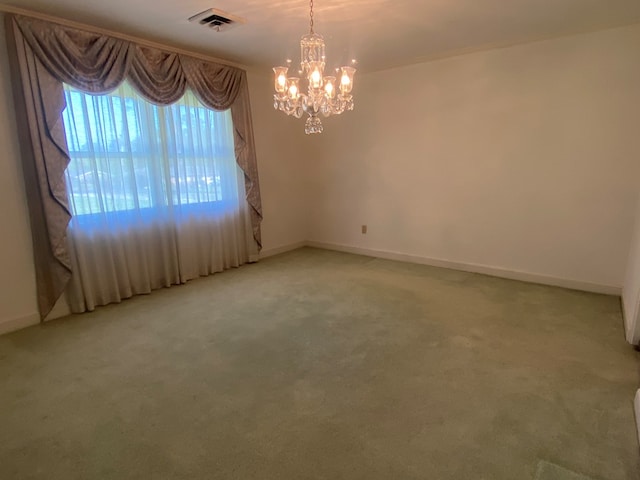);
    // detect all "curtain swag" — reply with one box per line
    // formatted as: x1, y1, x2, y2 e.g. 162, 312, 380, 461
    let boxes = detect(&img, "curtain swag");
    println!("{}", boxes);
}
5, 13, 262, 319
